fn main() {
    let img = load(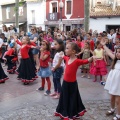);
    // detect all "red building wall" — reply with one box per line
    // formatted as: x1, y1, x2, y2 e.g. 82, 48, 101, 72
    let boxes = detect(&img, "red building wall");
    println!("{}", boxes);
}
71, 0, 84, 18
46, 0, 84, 20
